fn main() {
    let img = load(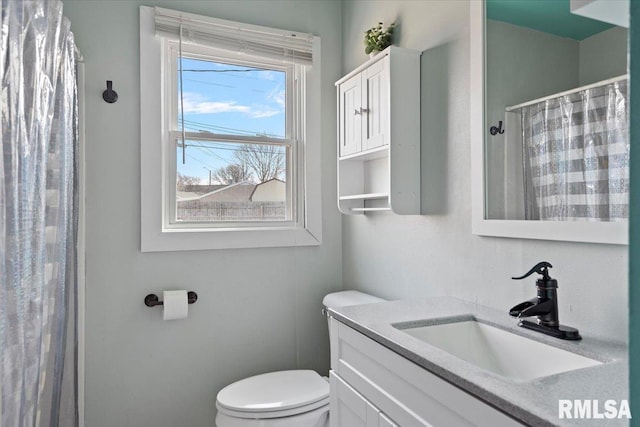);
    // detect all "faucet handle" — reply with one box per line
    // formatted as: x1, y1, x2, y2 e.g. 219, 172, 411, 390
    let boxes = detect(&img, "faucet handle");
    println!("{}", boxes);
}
512, 261, 552, 280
